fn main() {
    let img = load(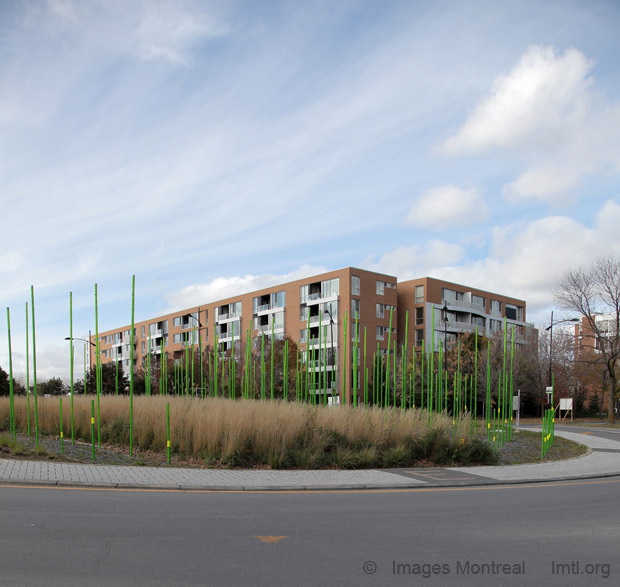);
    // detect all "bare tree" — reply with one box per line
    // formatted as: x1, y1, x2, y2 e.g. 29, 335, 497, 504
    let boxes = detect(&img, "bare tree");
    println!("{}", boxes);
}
554, 255, 620, 423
